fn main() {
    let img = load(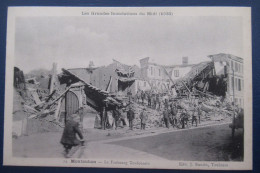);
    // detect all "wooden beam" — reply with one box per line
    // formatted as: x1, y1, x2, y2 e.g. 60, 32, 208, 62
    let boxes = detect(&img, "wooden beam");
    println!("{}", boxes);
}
162, 66, 175, 85
181, 80, 191, 94
105, 76, 112, 92
54, 98, 62, 121
194, 88, 215, 98
85, 95, 99, 108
